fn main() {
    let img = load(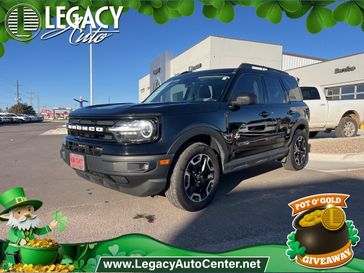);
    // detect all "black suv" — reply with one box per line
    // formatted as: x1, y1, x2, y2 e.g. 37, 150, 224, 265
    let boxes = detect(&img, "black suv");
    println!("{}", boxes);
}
60, 63, 309, 211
